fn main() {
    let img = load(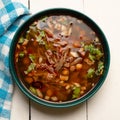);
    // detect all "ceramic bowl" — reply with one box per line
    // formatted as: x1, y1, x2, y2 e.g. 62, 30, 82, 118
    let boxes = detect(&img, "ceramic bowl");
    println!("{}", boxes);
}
9, 8, 110, 107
